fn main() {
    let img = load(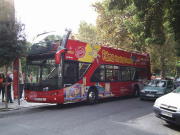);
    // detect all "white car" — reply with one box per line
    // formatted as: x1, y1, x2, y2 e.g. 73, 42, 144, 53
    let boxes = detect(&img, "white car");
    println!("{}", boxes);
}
153, 87, 180, 125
